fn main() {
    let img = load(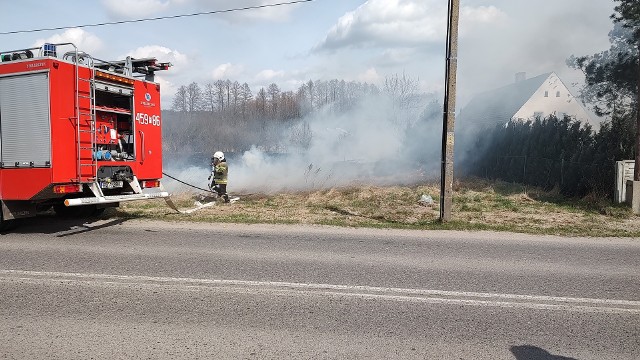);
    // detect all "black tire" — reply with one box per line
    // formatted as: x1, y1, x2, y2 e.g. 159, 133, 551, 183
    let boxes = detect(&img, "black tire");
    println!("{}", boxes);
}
92, 207, 106, 217
0, 210, 19, 232
53, 204, 87, 218
55, 204, 107, 218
